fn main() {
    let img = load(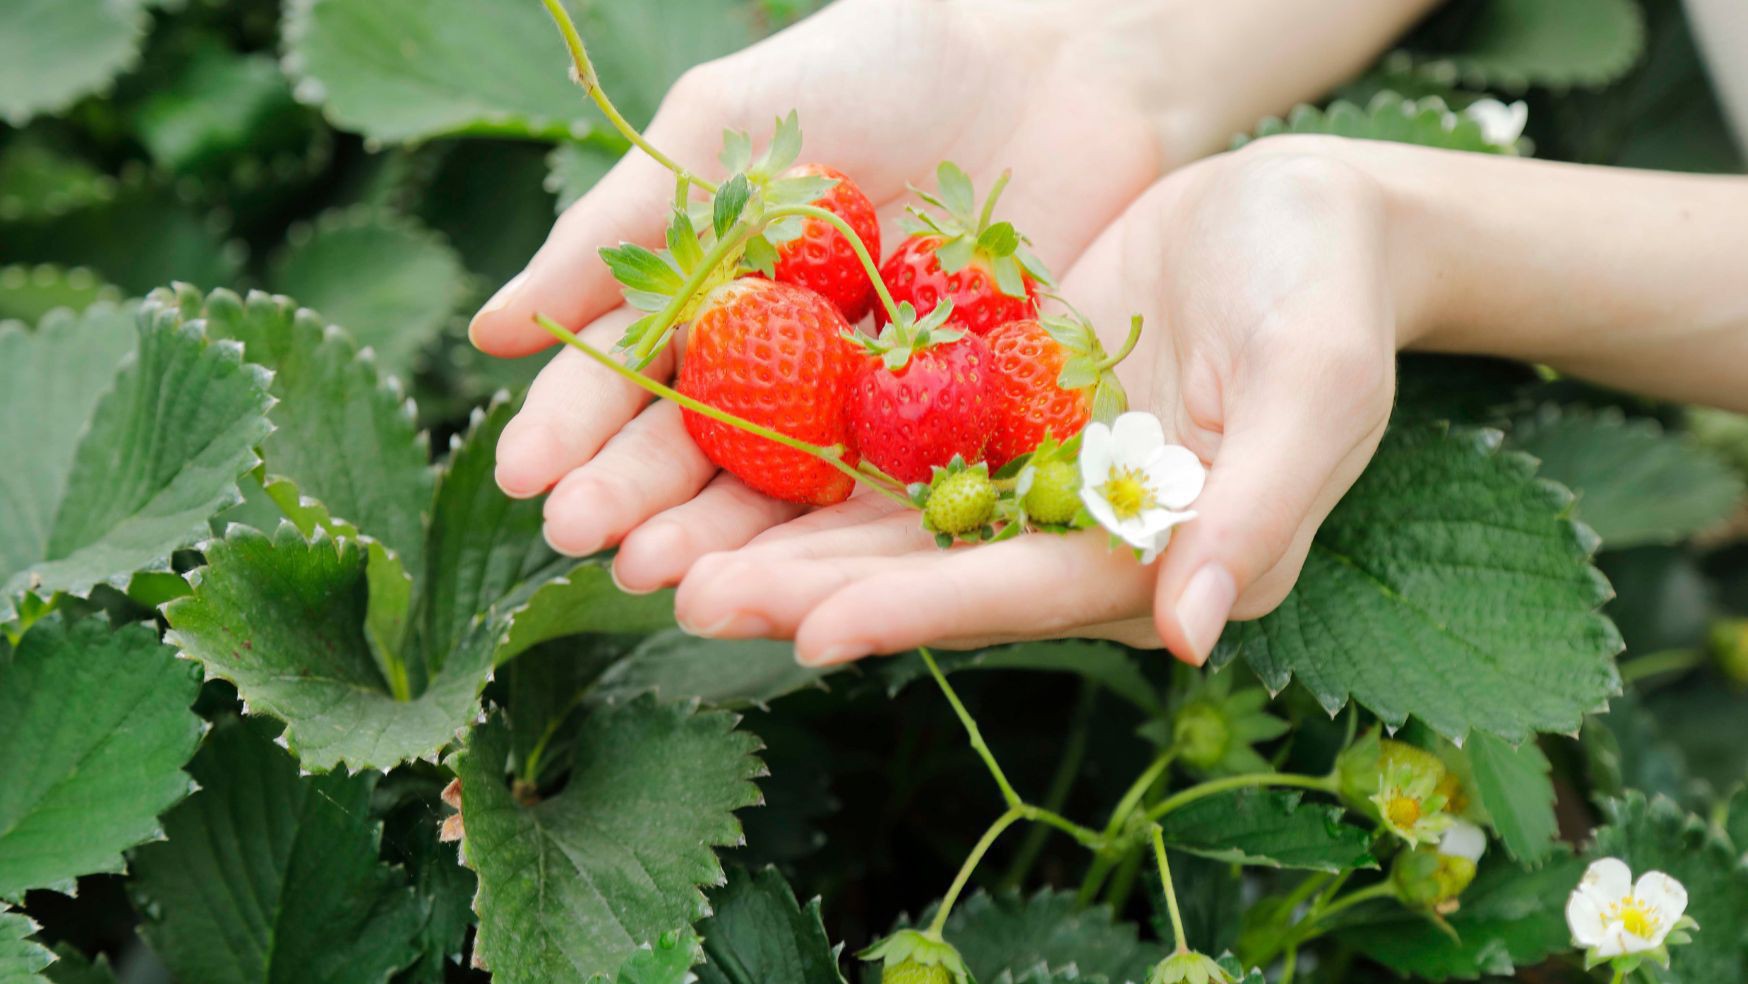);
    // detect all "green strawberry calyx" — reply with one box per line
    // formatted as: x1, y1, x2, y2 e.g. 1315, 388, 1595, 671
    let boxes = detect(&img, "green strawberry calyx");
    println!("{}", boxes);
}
860, 929, 975, 984
905, 161, 1054, 298
714, 112, 846, 277
847, 299, 962, 372
1046, 308, 1144, 425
